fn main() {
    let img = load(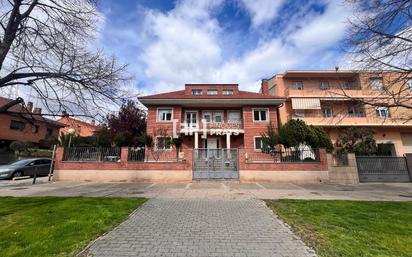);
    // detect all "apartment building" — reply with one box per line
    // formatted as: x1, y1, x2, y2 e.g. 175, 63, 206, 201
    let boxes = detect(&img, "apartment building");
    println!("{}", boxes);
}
262, 70, 412, 156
